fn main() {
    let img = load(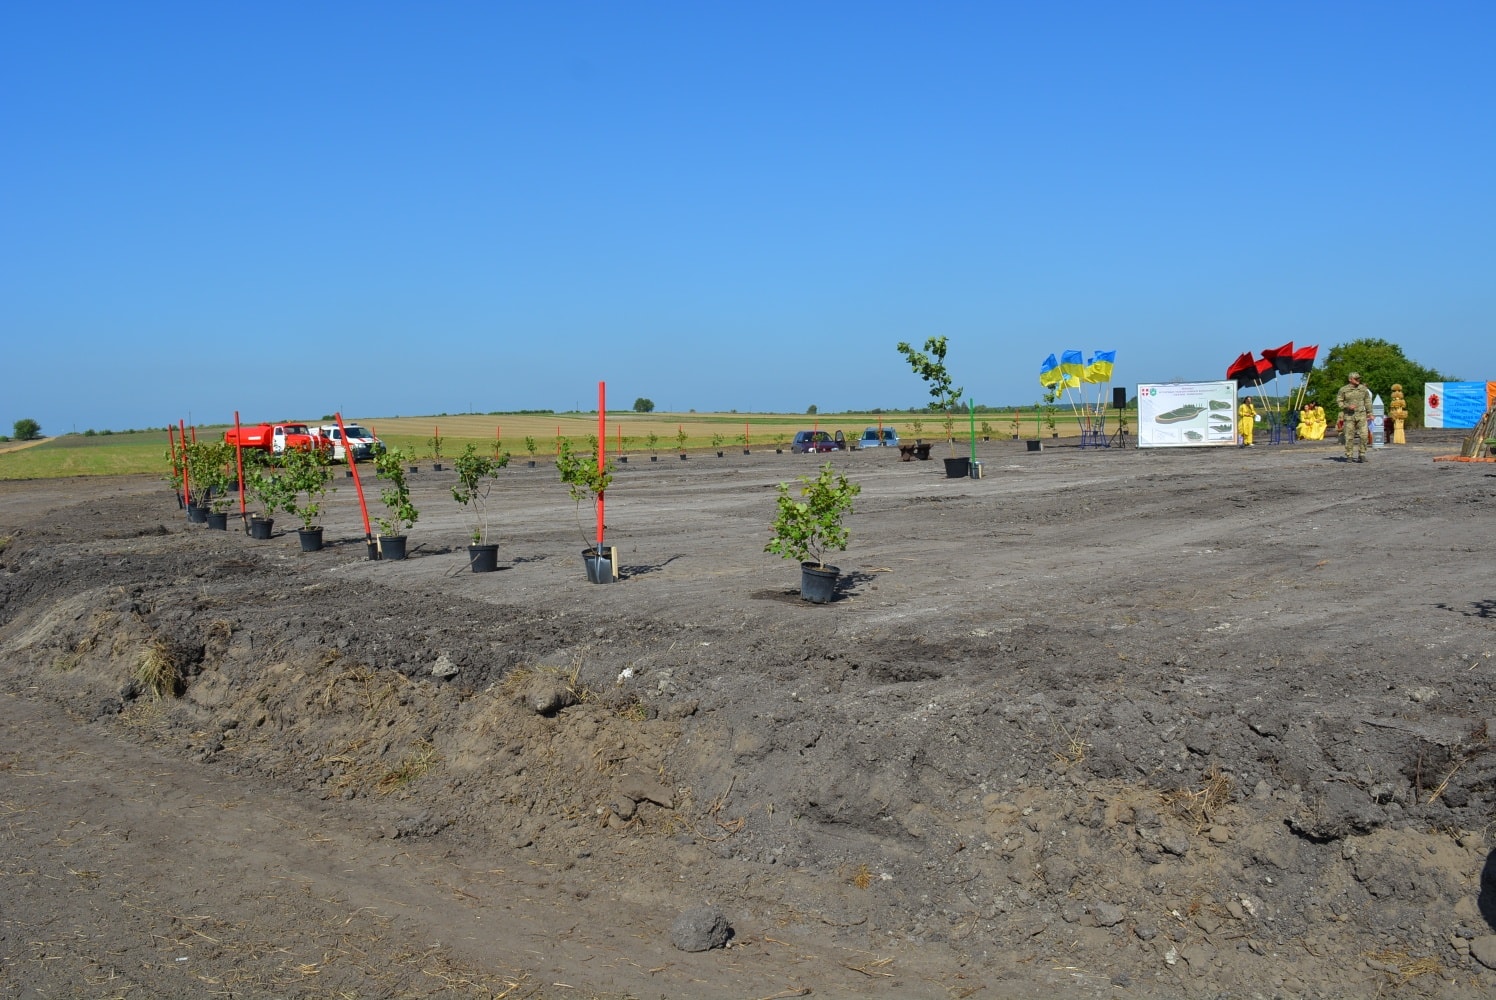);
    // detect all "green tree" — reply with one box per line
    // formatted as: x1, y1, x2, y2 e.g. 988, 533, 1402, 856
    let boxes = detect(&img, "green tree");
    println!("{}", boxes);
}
12, 418, 41, 440
633, 397, 655, 413
806, 404, 818, 415
1307, 339, 1448, 426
